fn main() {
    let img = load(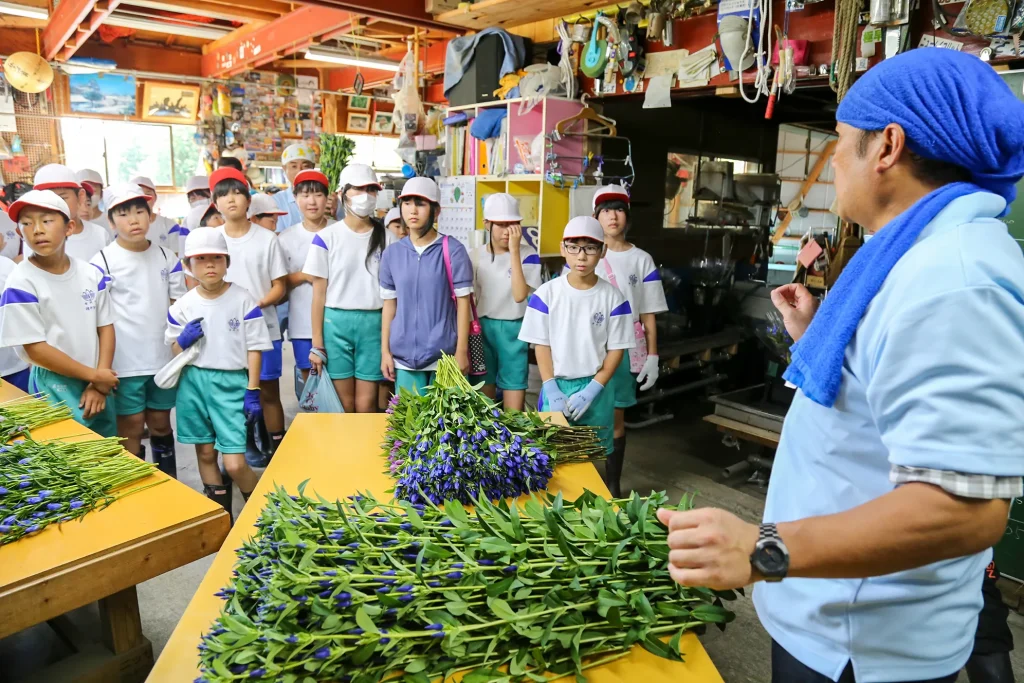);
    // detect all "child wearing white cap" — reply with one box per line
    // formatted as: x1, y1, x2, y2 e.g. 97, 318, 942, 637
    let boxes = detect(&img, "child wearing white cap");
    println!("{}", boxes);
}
167, 228, 272, 516
130, 176, 183, 254
469, 193, 542, 410
378, 176, 472, 397
185, 175, 211, 208
28, 164, 111, 261
384, 207, 406, 240
518, 216, 634, 459
90, 183, 186, 476
272, 143, 317, 230
76, 168, 108, 230
249, 193, 288, 232
0, 190, 119, 436
210, 167, 288, 451
592, 184, 668, 497
304, 164, 394, 411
